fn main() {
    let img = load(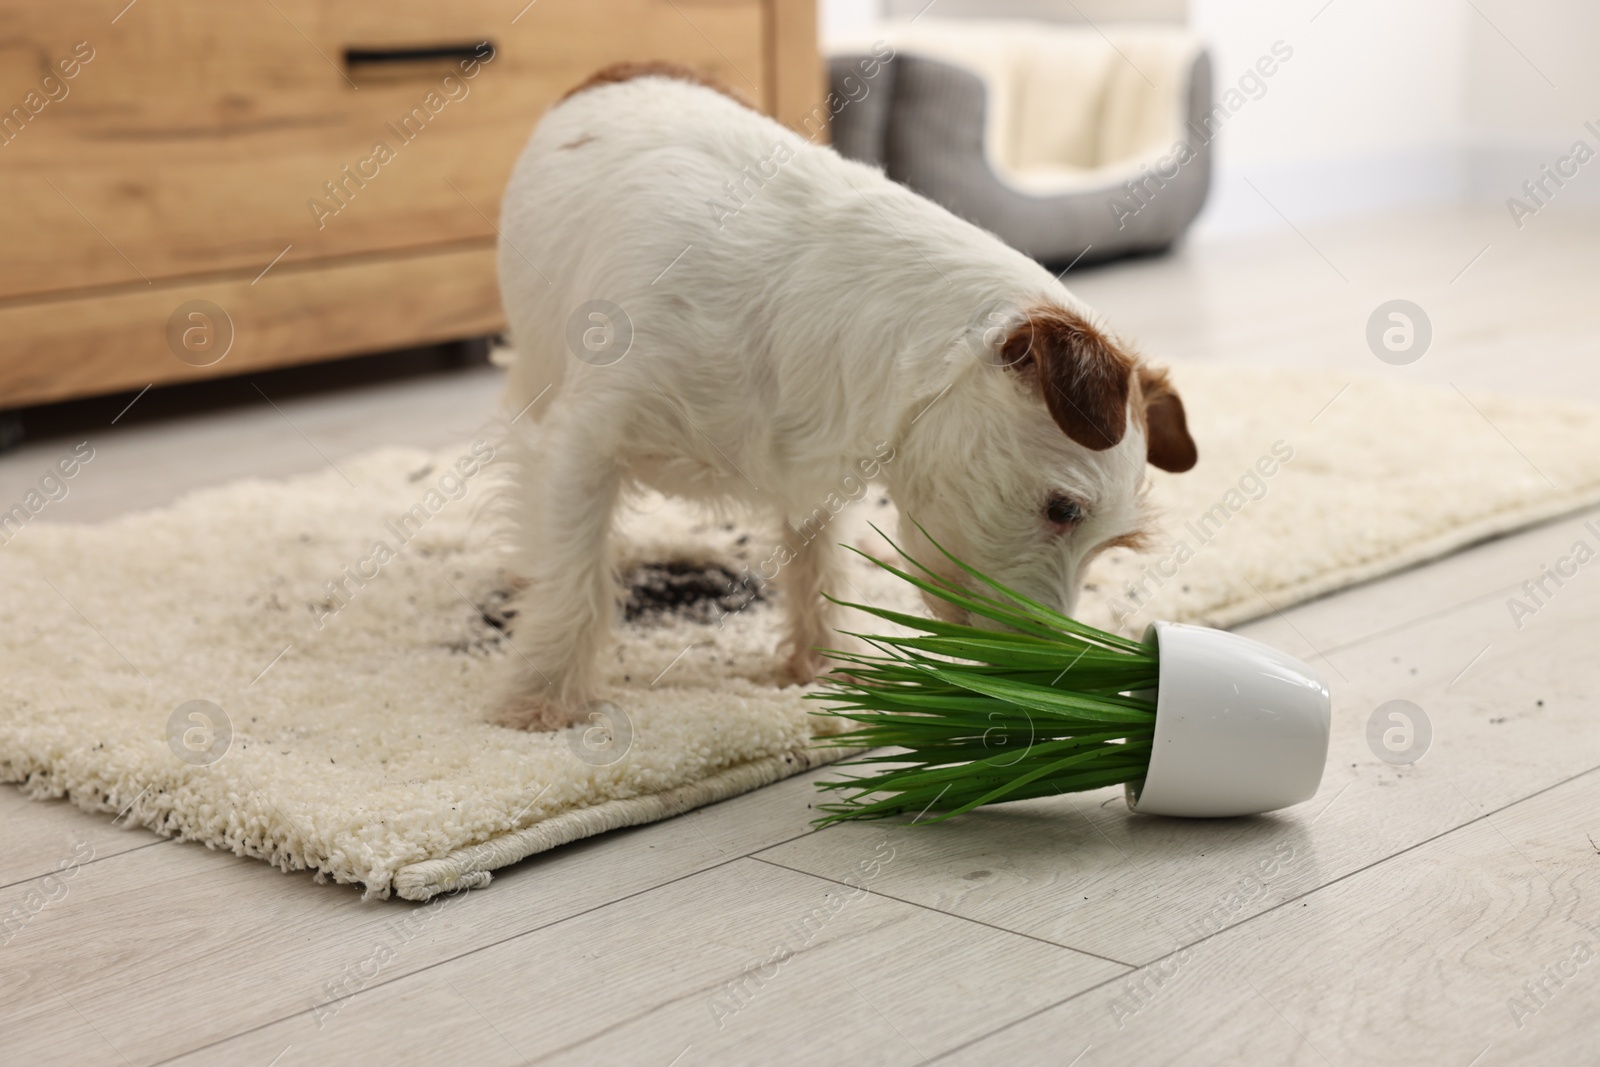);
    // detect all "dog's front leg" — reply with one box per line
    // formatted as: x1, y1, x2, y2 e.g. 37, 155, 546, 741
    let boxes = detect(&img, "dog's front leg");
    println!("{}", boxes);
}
778, 526, 842, 686
495, 422, 621, 731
